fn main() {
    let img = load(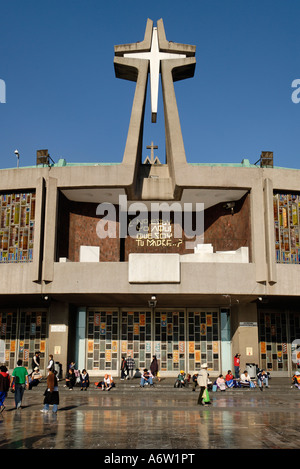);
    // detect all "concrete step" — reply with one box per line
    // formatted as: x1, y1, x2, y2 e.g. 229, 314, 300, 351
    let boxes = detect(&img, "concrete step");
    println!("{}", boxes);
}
33, 377, 295, 394
47, 376, 296, 393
